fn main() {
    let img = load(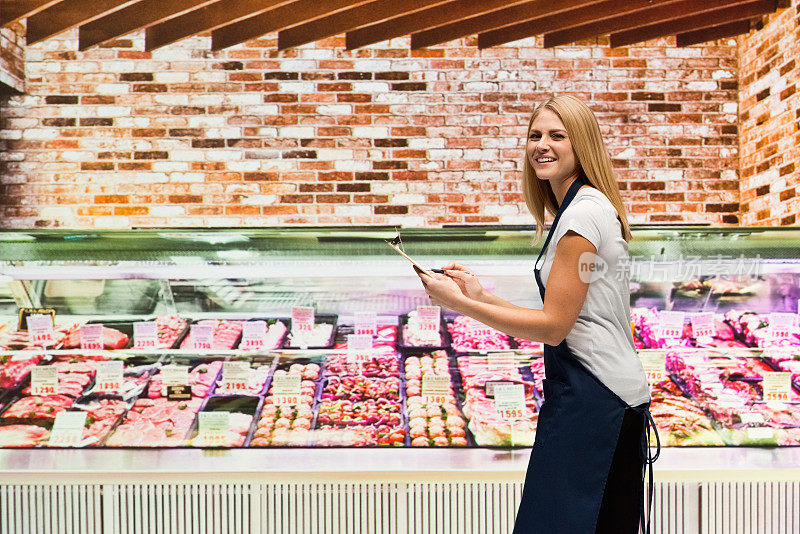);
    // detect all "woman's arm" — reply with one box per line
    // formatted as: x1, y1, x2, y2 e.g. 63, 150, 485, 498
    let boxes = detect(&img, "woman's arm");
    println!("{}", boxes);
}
419, 231, 593, 346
